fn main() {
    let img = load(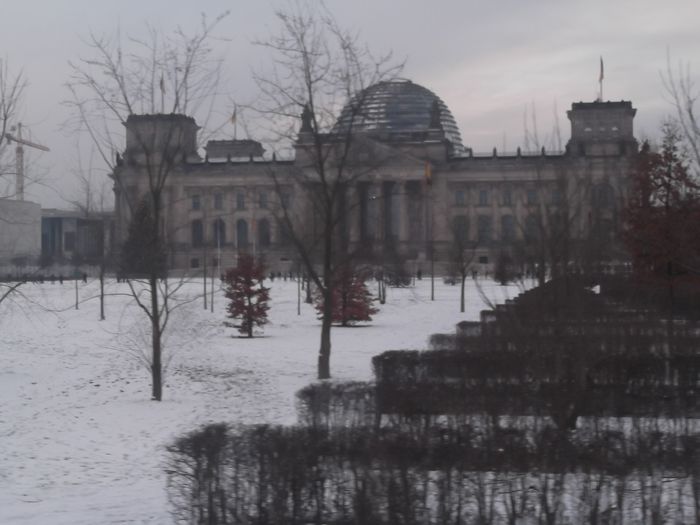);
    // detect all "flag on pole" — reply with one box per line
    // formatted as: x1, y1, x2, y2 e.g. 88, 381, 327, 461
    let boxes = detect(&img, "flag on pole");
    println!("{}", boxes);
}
231, 105, 237, 124
424, 161, 432, 185
159, 73, 165, 94
599, 57, 604, 83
